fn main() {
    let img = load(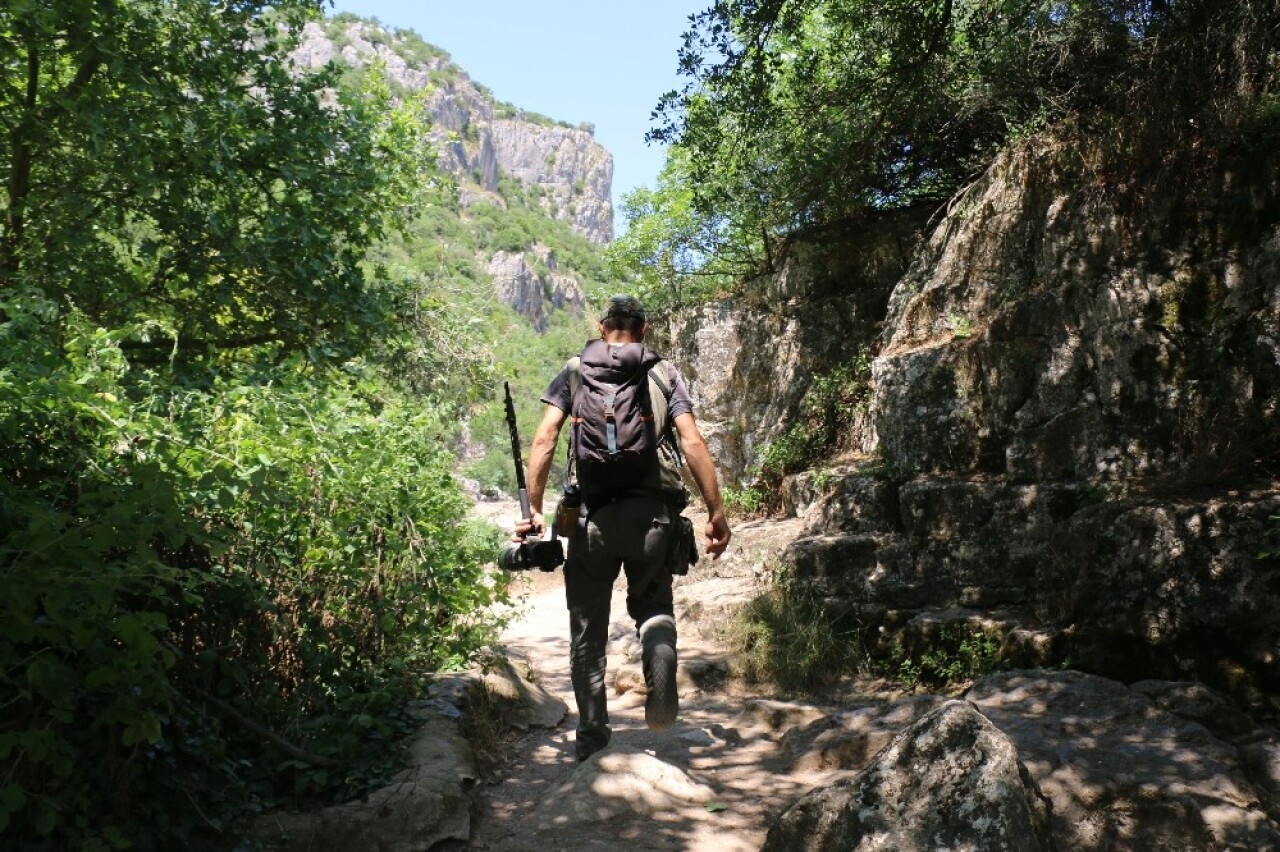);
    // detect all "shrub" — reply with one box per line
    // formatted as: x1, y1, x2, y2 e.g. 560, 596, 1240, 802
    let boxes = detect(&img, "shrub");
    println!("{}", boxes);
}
0, 303, 510, 847
750, 352, 873, 504
882, 624, 1006, 688
727, 568, 867, 692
